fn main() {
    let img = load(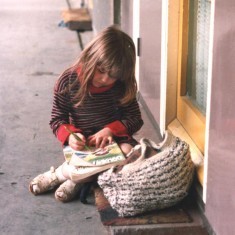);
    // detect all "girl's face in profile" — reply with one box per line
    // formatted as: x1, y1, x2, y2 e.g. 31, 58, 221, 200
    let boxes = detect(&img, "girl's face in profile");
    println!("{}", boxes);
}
92, 67, 117, 88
